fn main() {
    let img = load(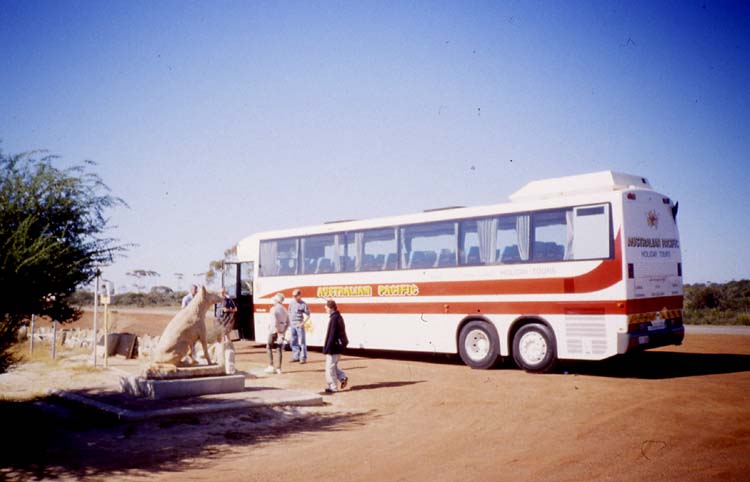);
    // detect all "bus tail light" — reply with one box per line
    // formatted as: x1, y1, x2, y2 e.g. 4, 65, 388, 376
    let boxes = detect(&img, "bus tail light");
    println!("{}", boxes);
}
626, 193, 637, 200
628, 263, 635, 279
677, 263, 682, 276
